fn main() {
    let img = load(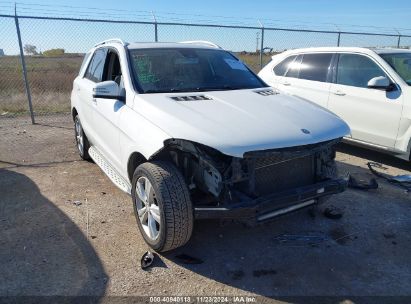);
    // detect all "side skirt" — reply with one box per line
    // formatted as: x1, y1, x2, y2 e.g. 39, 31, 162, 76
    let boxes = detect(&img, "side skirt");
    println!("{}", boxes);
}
88, 146, 131, 195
